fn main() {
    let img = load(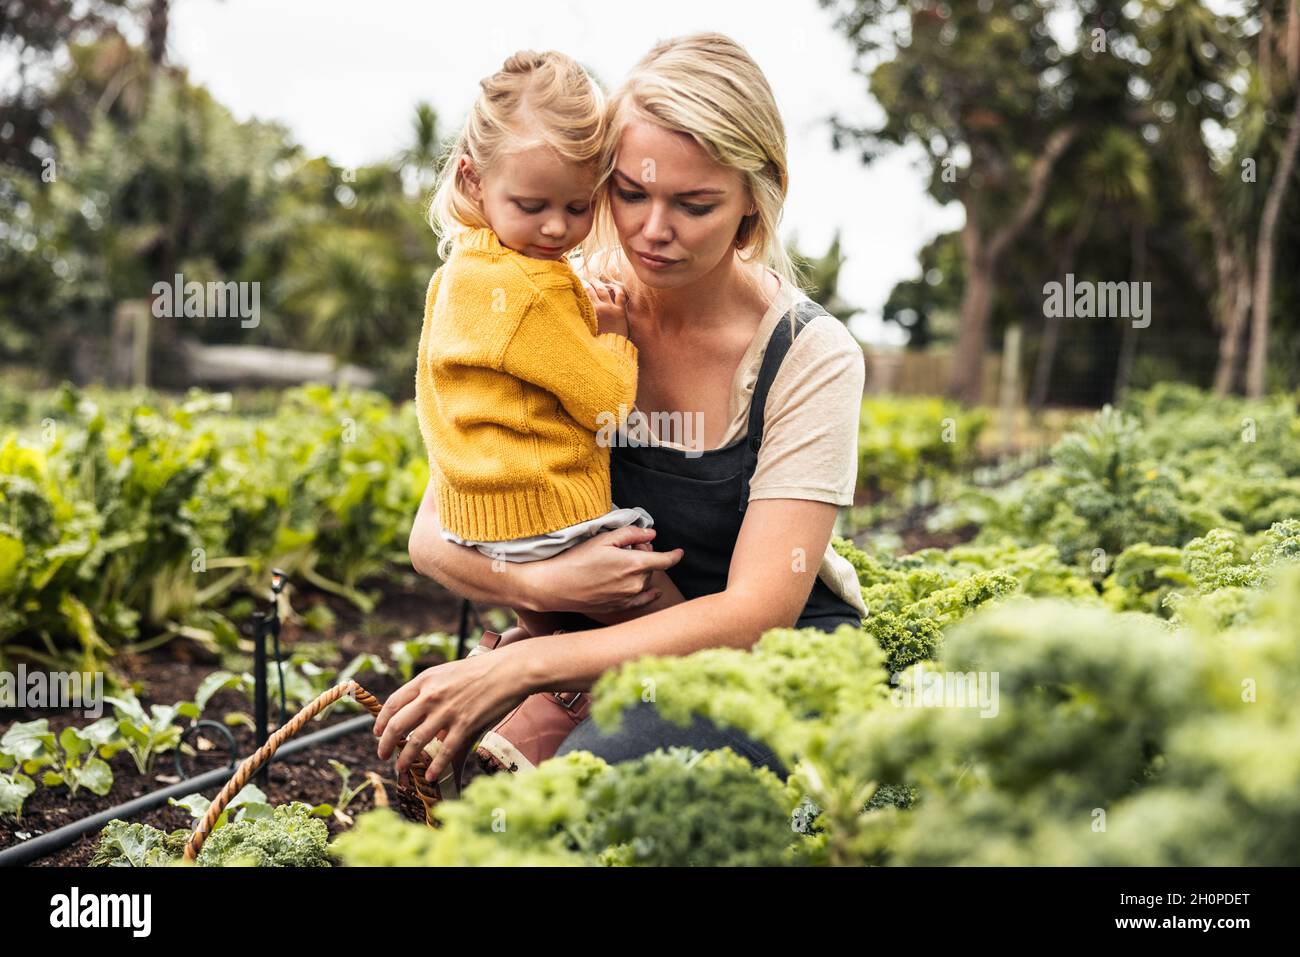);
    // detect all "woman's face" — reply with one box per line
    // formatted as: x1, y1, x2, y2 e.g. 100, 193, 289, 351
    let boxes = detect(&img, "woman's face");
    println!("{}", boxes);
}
608, 119, 756, 289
